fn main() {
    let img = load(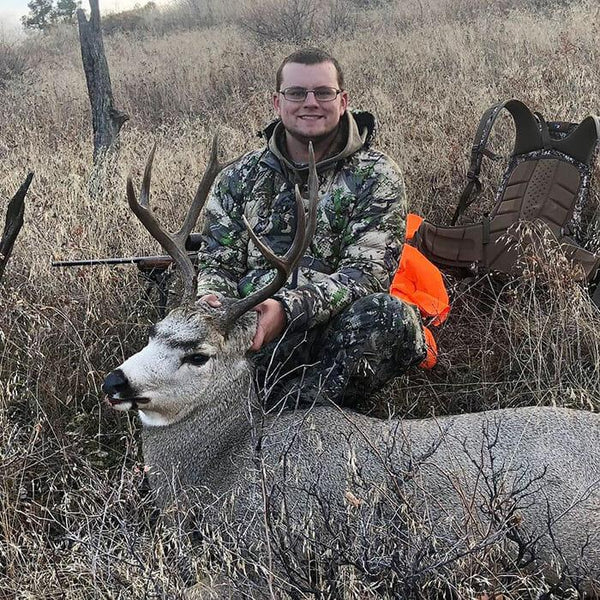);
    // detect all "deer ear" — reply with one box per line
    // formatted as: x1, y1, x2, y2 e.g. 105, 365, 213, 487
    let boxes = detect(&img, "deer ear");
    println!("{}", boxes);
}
218, 310, 258, 354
